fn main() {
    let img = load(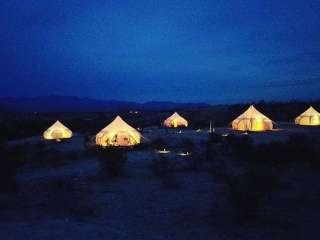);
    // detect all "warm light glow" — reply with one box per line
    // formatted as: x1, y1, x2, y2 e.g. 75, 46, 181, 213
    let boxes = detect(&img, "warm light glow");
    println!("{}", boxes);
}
295, 106, 320, 126
96, 116, 141, 147
157, 148, 170, 154
43, 121, 72, 140
232, 105, 273, 132
177, 152, 190, 156
163, 112, 188, 128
